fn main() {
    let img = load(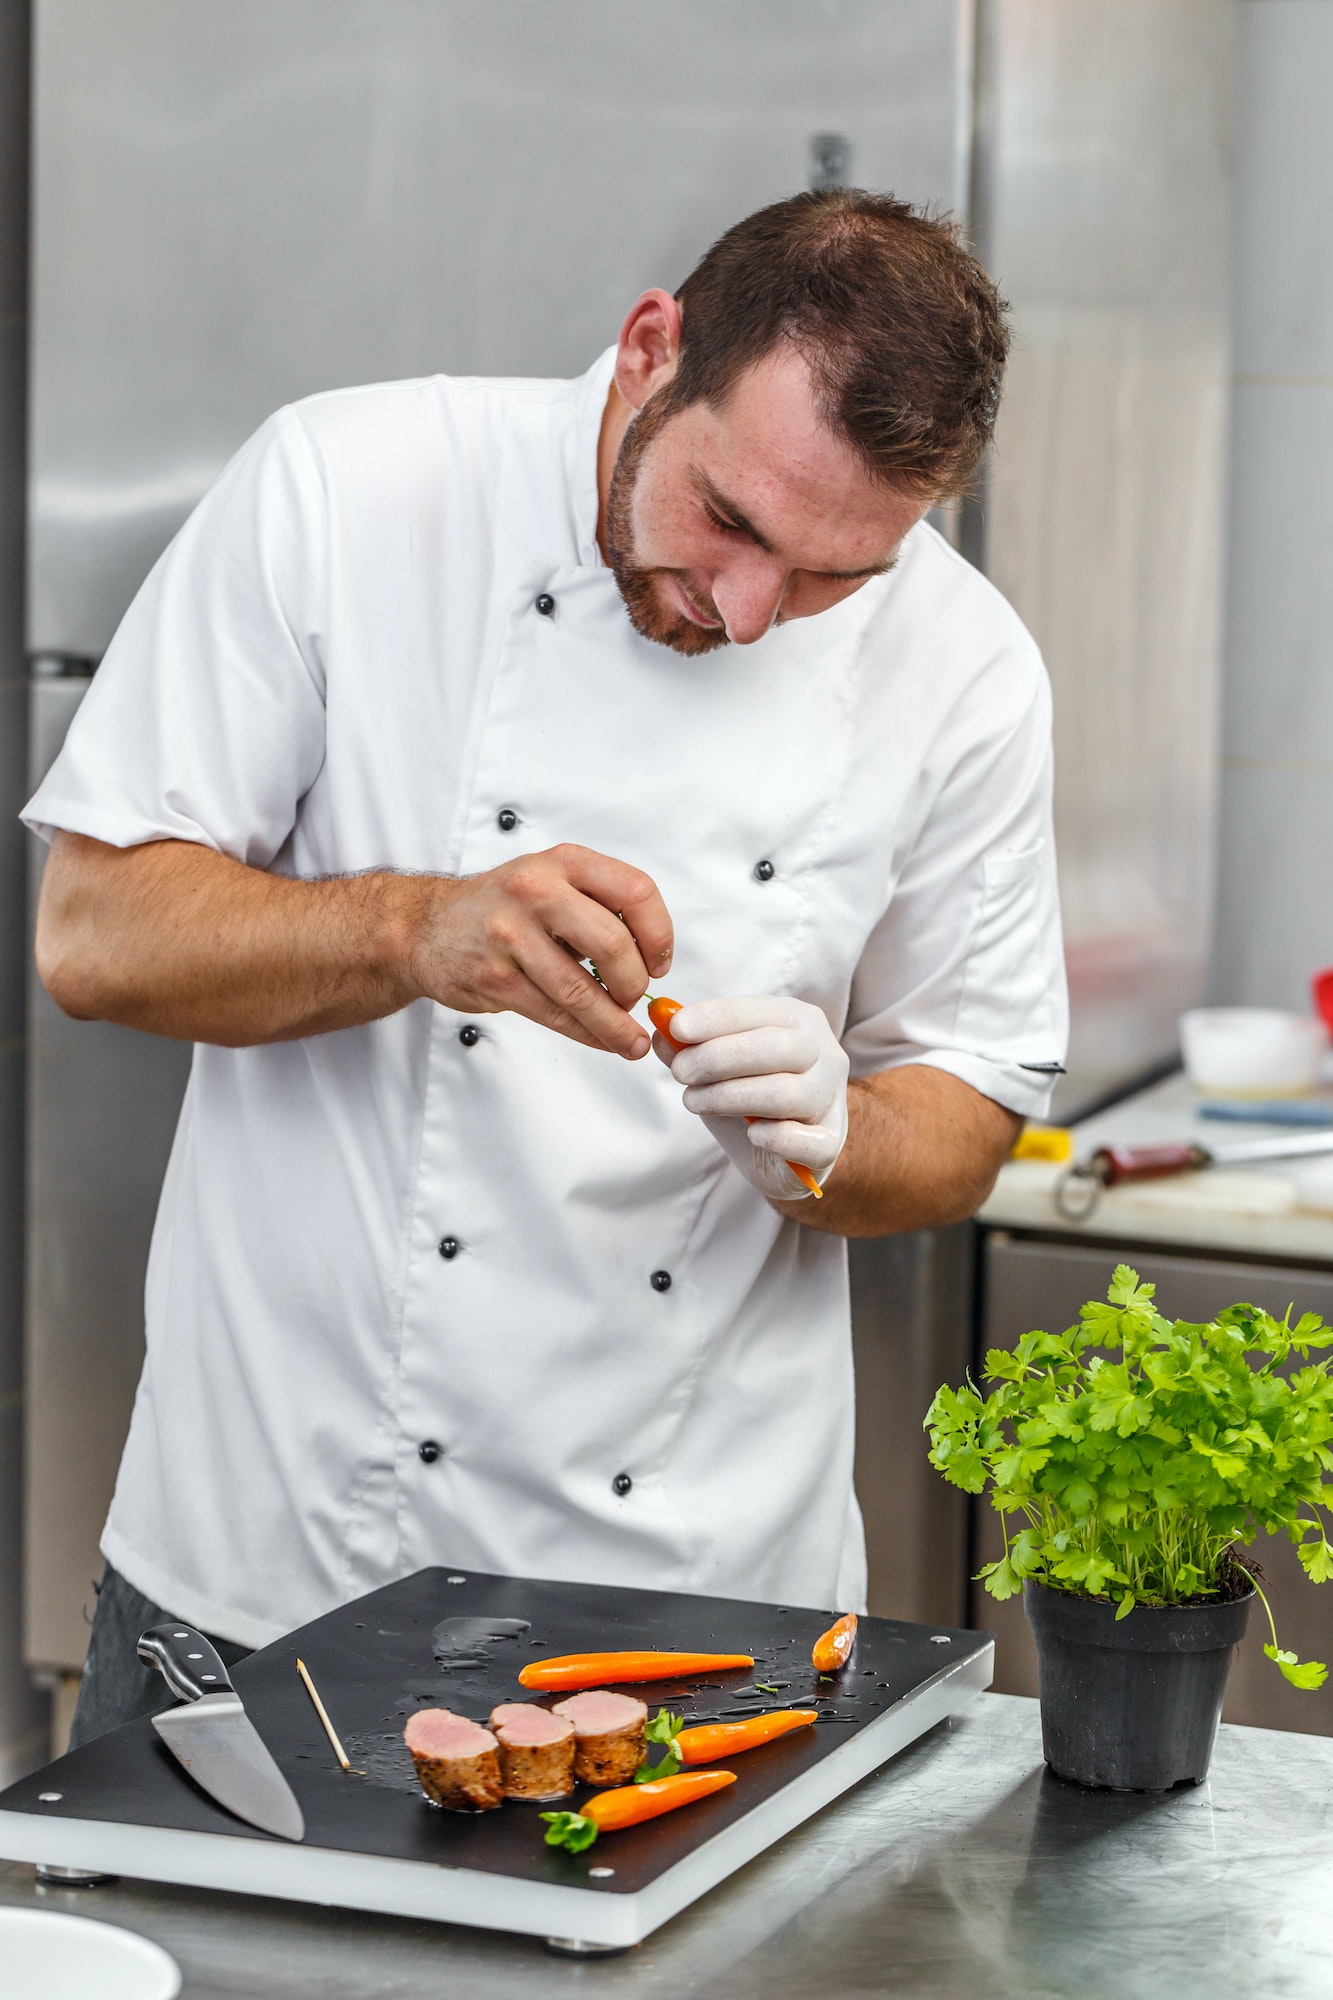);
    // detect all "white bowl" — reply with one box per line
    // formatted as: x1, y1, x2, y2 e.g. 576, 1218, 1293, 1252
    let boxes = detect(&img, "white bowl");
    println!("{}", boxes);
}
1179, 1007, 1327, 1098
0, 1908, 180, 2000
